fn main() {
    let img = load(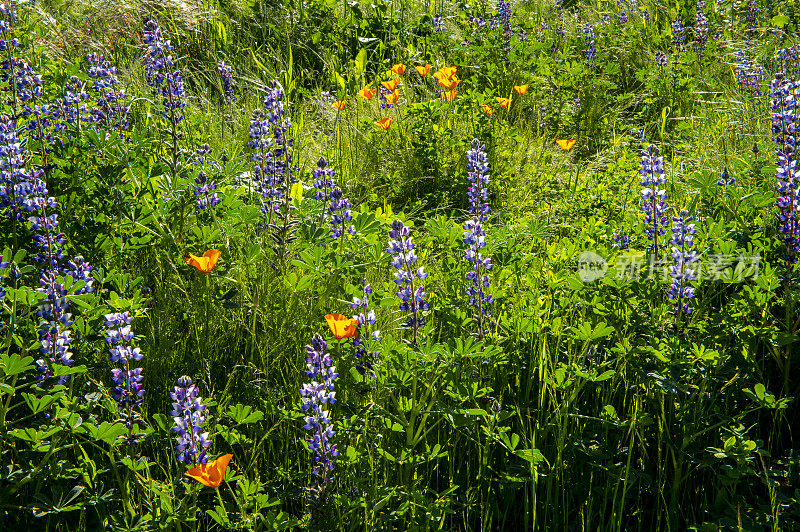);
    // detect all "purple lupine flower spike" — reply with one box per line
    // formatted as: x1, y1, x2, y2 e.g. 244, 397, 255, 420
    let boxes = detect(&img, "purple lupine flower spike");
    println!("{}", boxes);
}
387, 219, 429, 344
583, 25, 596, 69
105, 312, 145, 443
463, 139, 494, 339
640, 144, 670, 258
300, 334, 340, 498
170, 376, 212, 465
217, 60, 235, 103
668, 210, 699, 314
193, 144, 220, 211
770, 67, 800, 277
350, 280, 382, 376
